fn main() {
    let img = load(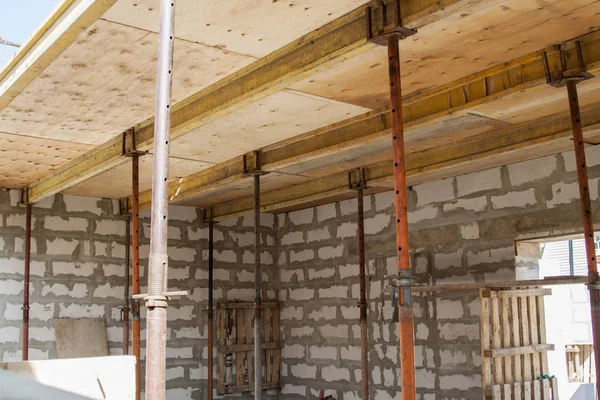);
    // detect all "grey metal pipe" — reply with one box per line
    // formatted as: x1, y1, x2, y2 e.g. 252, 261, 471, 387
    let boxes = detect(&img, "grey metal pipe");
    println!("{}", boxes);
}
145, 0, 176, 399
254, 174, 263, 398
